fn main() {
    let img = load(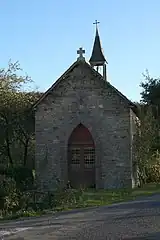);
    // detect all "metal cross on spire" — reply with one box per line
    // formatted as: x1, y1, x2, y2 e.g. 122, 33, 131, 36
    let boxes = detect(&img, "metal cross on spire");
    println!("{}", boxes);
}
77, 47, 85, 61
93, 20, 100, 35
93, 20, 100, 28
